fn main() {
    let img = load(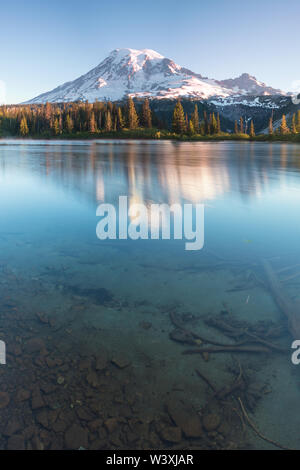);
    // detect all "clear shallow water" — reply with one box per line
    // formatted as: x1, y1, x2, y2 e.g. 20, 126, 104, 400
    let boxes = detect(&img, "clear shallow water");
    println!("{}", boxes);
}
0, 139, 300, 450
